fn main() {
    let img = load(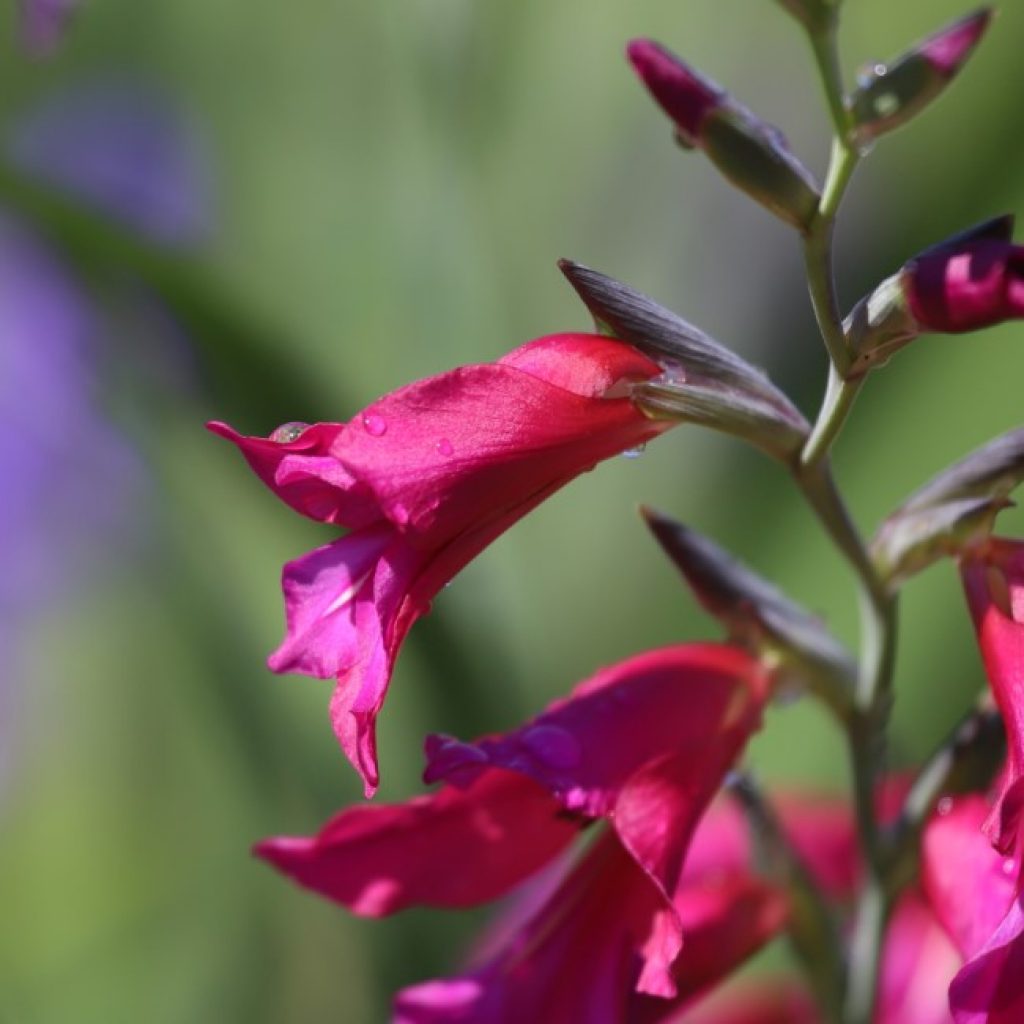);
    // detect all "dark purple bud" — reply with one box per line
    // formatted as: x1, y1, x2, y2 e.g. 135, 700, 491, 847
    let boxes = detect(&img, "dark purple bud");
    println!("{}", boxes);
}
627, 39, 819, 230
845, 217, 1024, 374
852, 8, 992, 143
626, 40, 724, 146
918, 7, 993, 77
907, 239, 1024, 334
